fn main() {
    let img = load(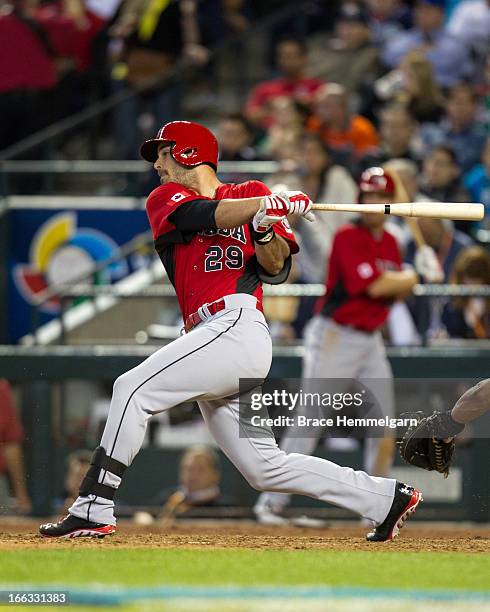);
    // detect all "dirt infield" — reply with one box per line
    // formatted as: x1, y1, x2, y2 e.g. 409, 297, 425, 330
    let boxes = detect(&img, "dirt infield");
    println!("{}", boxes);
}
0, 519, 489, 553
